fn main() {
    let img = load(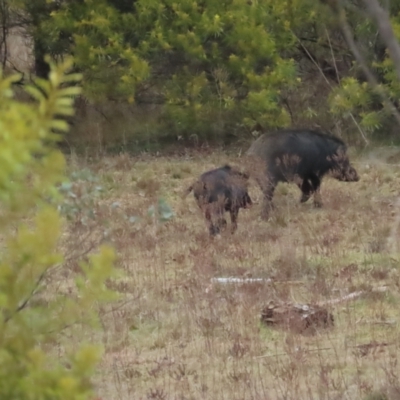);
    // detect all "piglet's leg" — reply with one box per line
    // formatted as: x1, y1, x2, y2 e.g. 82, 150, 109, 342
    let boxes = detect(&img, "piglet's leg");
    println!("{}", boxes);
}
230, 208, 239, 233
